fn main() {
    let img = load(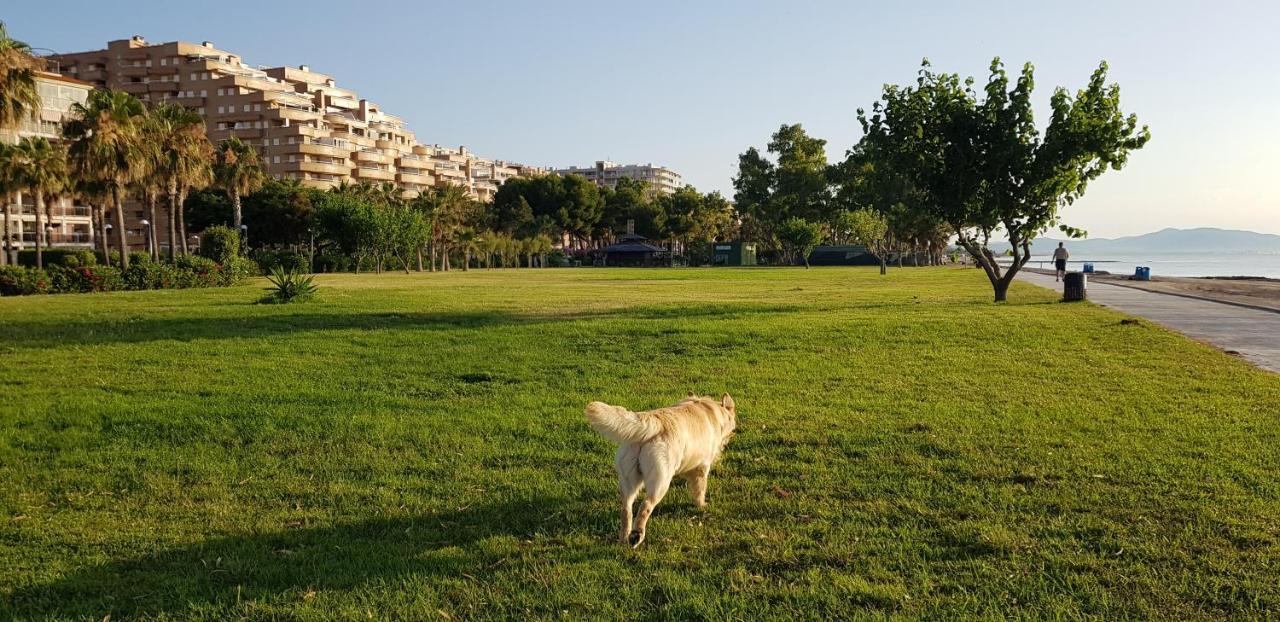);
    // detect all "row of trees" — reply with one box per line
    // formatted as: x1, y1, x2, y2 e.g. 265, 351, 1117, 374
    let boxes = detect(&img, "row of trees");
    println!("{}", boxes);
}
734, 58, 1149, 300
492, 175, 736, 258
